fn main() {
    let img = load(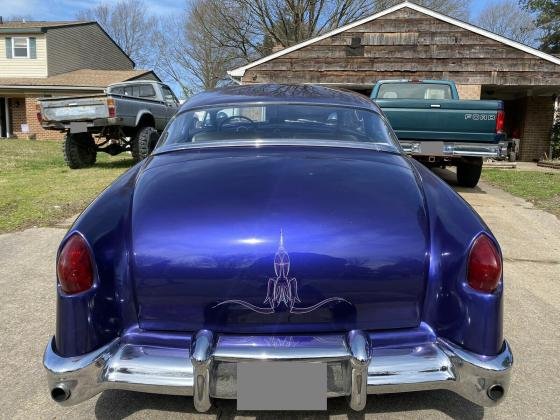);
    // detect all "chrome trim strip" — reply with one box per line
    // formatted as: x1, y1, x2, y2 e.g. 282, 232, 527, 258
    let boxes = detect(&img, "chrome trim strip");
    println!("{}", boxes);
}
153, 139, 399, 155
44, 334, 513, 412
